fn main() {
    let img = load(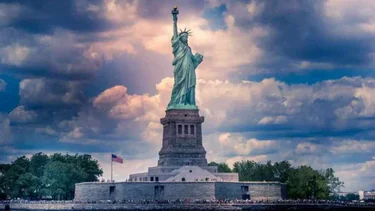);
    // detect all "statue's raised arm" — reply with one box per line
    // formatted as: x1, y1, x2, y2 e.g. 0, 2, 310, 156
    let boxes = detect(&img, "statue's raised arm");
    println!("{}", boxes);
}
172, 6, 178, 38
